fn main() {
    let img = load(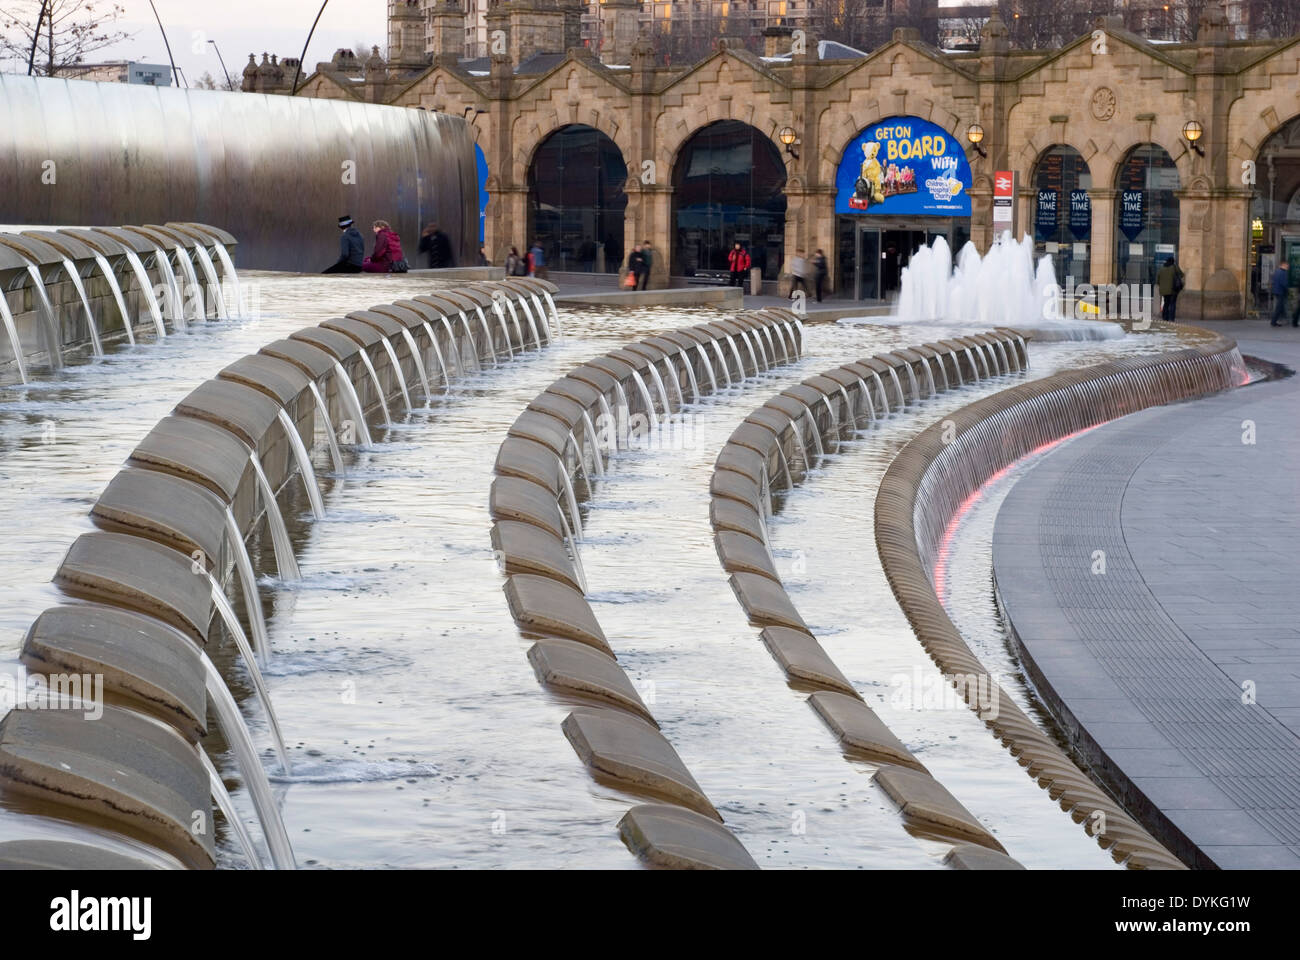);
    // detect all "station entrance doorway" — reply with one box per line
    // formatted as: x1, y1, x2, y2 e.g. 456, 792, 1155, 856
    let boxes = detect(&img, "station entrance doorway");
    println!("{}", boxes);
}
836, 218, 968, 301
